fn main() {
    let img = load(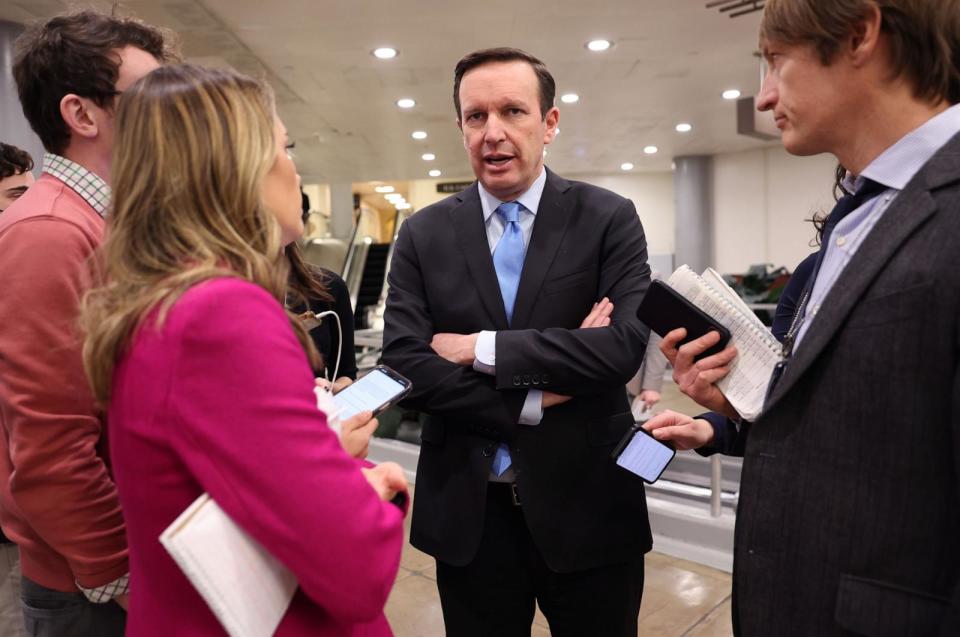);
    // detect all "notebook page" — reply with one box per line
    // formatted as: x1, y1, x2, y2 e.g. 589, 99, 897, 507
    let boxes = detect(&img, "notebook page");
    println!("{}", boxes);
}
160, 494, 297, 637
700, 268, 771, 335
668, 266, 782, 420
